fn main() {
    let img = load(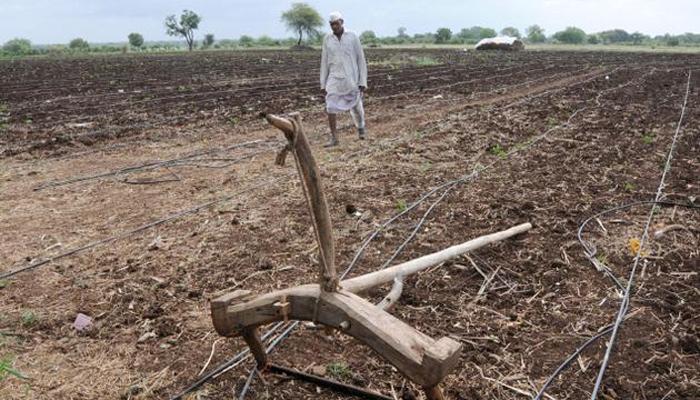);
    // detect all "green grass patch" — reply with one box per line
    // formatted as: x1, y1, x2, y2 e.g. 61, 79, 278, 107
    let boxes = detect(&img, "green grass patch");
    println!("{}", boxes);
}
414, 56, 440, 66
0, 103, 8, 132
396, 199, 408, 212
20, 311, 38, 328
488, 143, 507, 158
641, 133, 654, 144
595, 253, 608, 265
227, 116, 239, 126
369, 54, 442, 69
0, 356, 27, 381
546, 116, 559, 128
326, 362, 352, 381
623, 182, 636, 192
